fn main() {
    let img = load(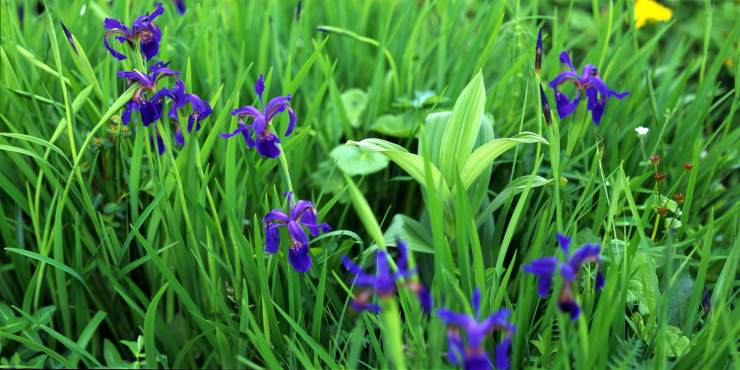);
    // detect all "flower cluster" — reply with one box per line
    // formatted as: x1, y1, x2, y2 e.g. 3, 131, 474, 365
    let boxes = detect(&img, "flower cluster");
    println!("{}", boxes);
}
438, 289, 515, 370
523, 233, 604, 319
647, 153, 692, 232
341, 239, 432, 313
104, 3, 212, 154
